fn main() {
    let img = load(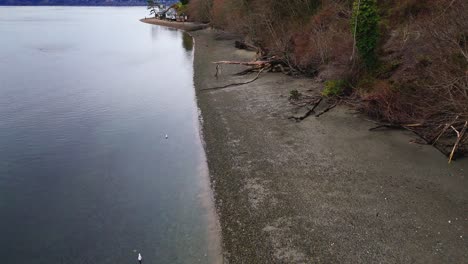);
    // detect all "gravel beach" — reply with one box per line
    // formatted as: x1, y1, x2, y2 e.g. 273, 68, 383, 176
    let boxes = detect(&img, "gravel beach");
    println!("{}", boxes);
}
190, 28, 467, 263
140, 19, 468, 262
